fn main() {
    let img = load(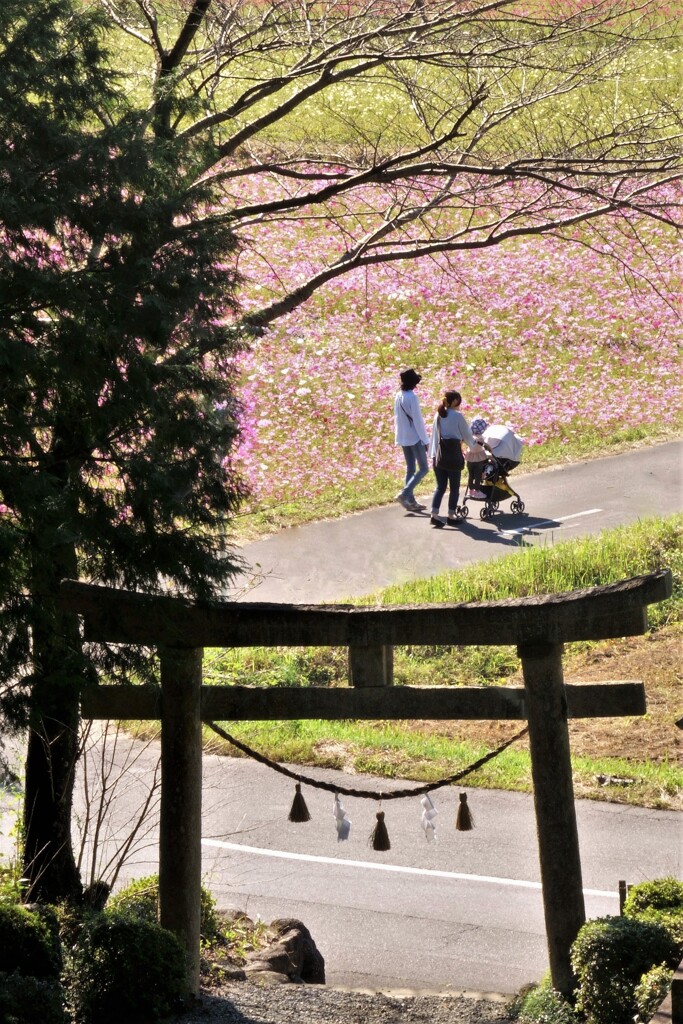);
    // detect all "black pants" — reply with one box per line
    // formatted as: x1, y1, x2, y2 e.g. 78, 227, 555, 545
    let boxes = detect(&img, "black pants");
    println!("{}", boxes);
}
431, 464, 462, 513
467, 462, 484, 489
